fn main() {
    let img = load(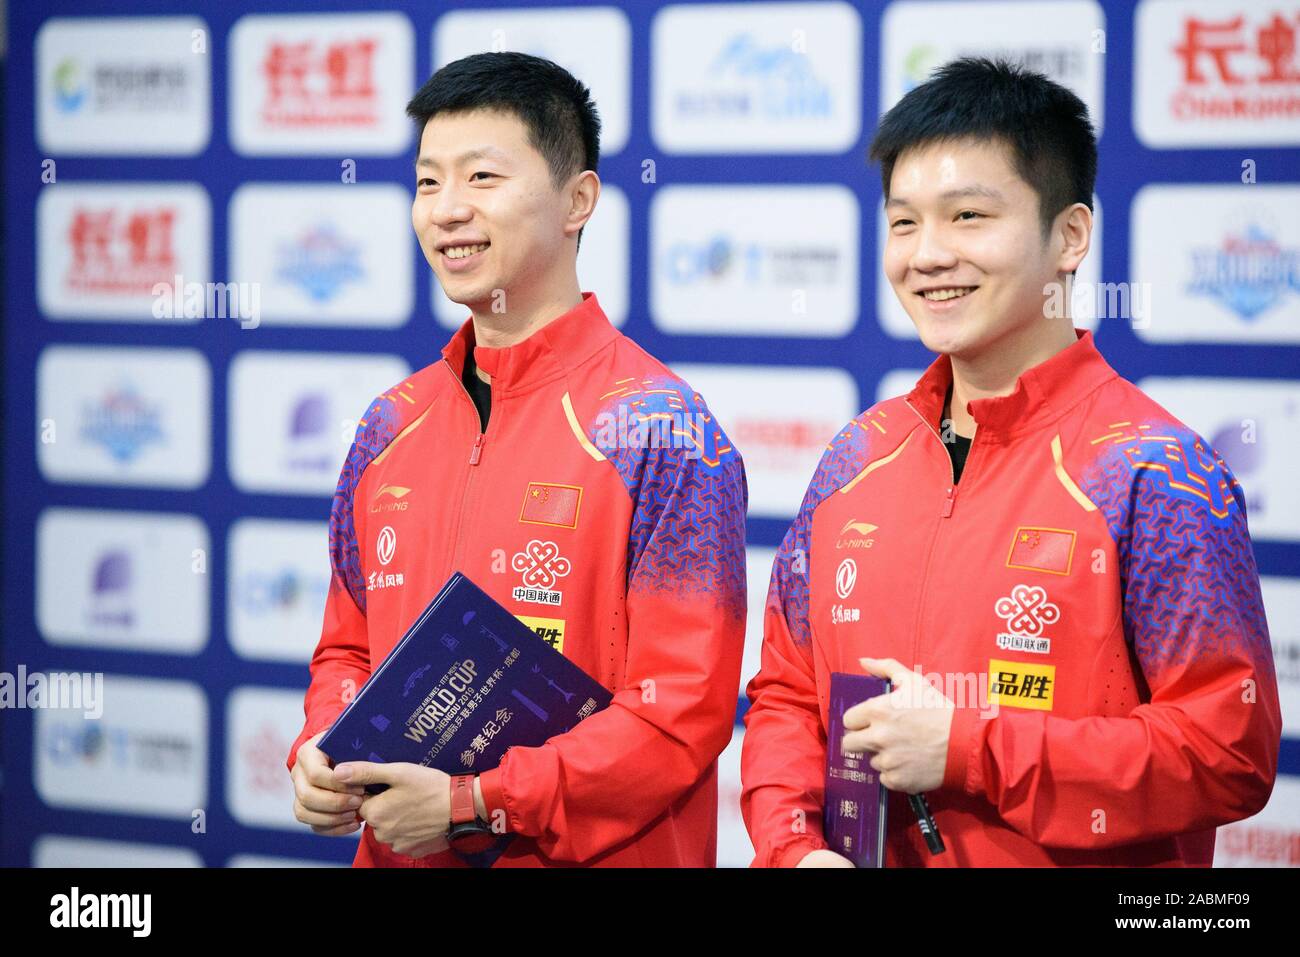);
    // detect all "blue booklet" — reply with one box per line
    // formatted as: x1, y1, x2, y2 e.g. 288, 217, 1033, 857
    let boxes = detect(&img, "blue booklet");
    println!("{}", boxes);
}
824, 672, 890, 867
317, 571, 613, 866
